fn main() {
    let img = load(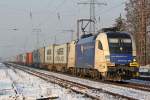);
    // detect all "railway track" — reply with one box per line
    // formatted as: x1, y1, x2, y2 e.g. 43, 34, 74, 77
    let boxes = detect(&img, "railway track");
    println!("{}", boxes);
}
6, 63, 150, 100
116, 82, 150, 92
98, 80, 150, 92
59, 73, 150, 92
70, 73, 150, 92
